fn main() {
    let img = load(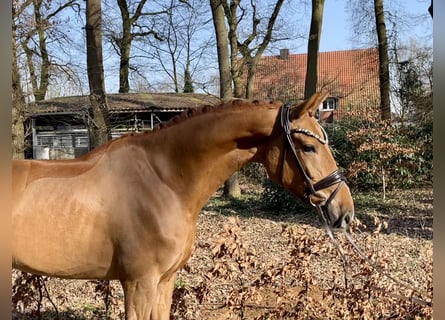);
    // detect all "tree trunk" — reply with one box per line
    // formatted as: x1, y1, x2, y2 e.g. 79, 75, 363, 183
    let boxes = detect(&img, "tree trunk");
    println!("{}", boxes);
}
304, 0, 325, 100
22, 0, 51, 101
223, 174, 241, 199
117, 0, 132, 94
86, 0, 111, 148
210, 0, 233, 101
374, 0, 391, 121
34, 0, 50, 101
118, 34, 131, 93
12, 15, 25, 160
183, 57, 194, 93
114, 0, 153, 93
223, 0, 244, 98
244, 57, 257, 99
210, 0, 240, 198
